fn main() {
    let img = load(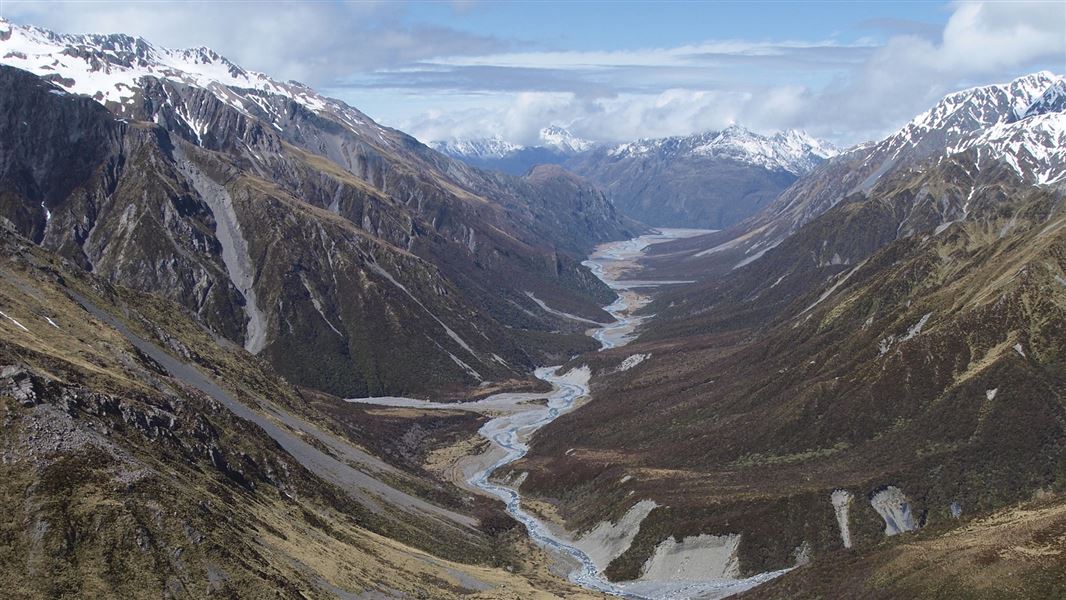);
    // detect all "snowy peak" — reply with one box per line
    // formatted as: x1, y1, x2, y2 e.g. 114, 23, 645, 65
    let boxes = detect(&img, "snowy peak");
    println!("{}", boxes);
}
913, 72, 1066, 184
430, 137, 523, 159
538, 125, 593, 154
0, 19, 331, 114
1025, 77, 1066, 118
883, 71, 1060, 158
607, 125, 837, 174
431, 126, 592, 160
